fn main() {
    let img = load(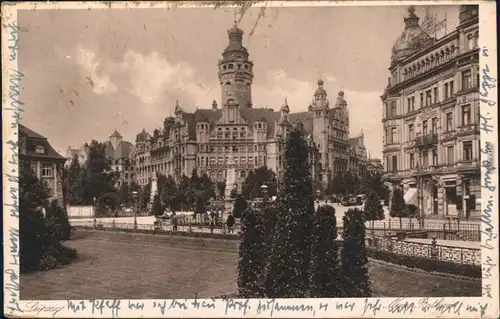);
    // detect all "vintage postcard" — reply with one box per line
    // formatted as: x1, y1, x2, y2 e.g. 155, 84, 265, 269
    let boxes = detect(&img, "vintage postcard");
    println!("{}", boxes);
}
2, 1, 498, 318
